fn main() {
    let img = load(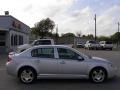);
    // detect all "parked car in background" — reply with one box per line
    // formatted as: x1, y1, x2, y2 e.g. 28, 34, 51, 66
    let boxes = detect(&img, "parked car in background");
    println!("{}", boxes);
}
17, 39, 54, 53
99, 41, 113, 50
6, 45, 117, 84
85, 40, 101, 50
76, 42, 84, 48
